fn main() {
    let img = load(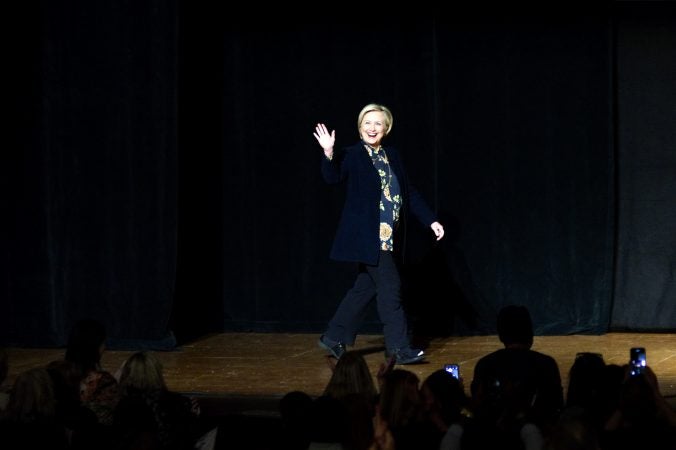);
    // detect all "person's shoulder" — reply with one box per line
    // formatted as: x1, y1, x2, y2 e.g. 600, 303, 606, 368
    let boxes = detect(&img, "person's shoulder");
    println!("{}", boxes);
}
527, 350, 561, 371
479, 347, 513, 359
474, 349, 505, 368
478, 348, 543, 371
528, 349, 558, 363
476, 348, 505, 359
